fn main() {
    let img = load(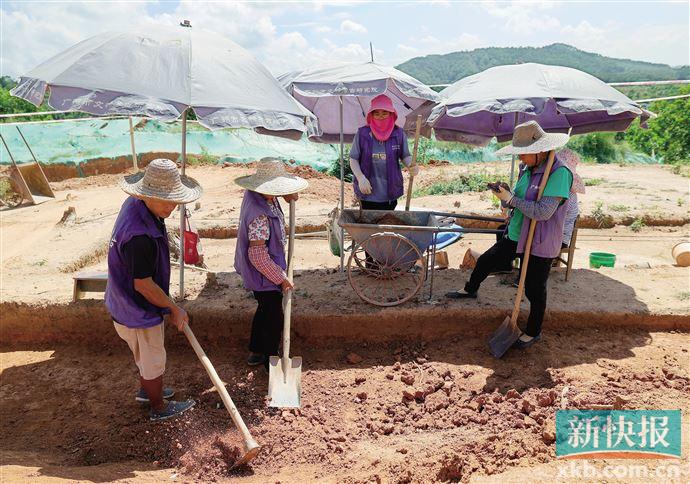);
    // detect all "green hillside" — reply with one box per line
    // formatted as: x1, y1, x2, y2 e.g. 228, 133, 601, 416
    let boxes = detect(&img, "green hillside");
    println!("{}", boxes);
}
396, 43, 689, 85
